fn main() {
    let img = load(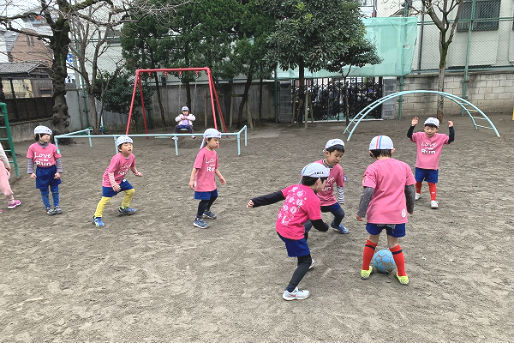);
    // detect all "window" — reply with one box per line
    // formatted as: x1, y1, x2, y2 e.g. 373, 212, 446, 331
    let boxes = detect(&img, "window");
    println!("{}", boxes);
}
457, 0, 501, 32
105, 27, 121, 45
